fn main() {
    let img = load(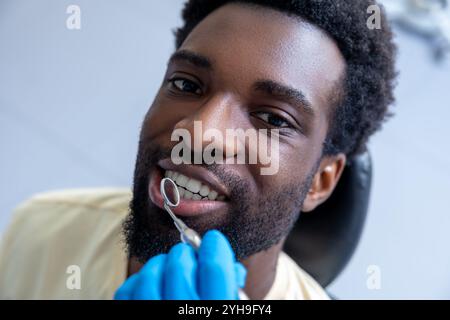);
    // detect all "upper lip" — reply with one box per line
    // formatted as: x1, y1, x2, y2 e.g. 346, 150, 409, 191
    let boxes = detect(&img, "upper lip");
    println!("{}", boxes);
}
157, 158, 230, 198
